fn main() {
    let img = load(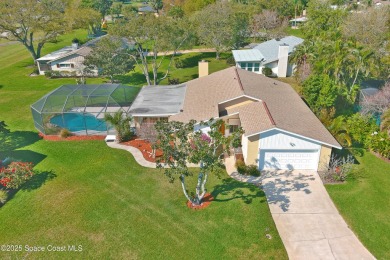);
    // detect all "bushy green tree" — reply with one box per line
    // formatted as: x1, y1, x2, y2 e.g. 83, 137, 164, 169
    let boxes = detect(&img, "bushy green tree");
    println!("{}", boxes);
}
302, 75, 338, 114
82, 0, 113, 18
111, 14, 194, 85
0, 0, 68, 62
83, 36, 135, 82
154, 119, 243, 206
192, 2, 249, 59
346, 114, 378, 146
